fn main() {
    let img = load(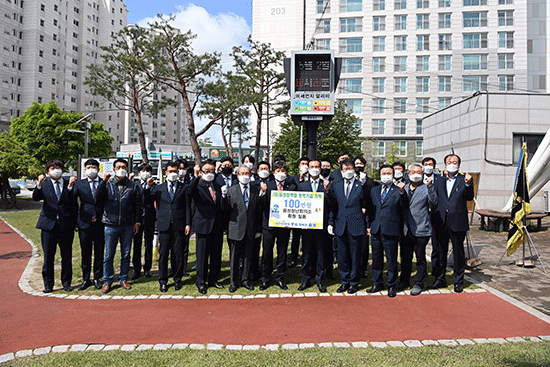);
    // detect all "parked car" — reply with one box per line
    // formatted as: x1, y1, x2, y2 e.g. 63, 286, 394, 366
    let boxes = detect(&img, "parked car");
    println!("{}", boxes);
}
9, 182, 21, 196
